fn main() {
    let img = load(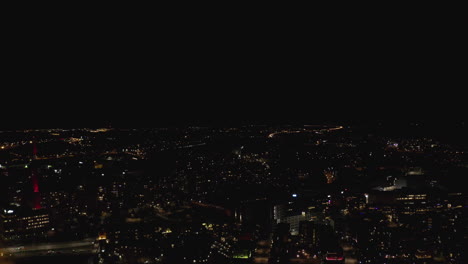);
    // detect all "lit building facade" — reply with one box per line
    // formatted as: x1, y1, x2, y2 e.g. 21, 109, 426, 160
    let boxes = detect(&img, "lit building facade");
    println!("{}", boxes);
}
0, 206, 50, 241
